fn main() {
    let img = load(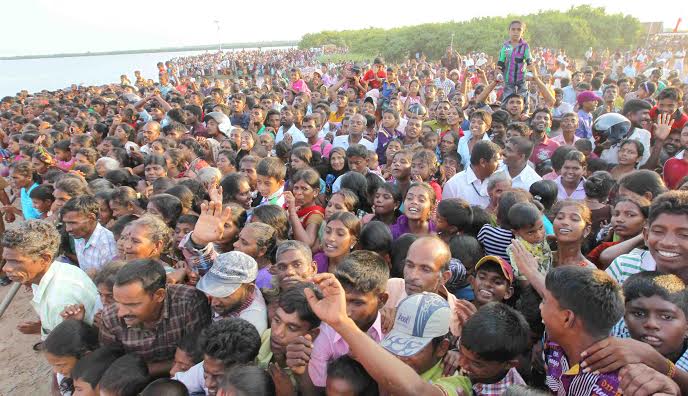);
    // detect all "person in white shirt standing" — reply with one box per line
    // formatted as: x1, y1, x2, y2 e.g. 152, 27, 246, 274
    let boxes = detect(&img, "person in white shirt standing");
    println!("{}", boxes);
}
332, 113, 375, 151
443, 140, 502, 208
2, 220, 98, 340
275, 105, 307, 145
501, 136, 542, 191
62, 195, 117, 275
